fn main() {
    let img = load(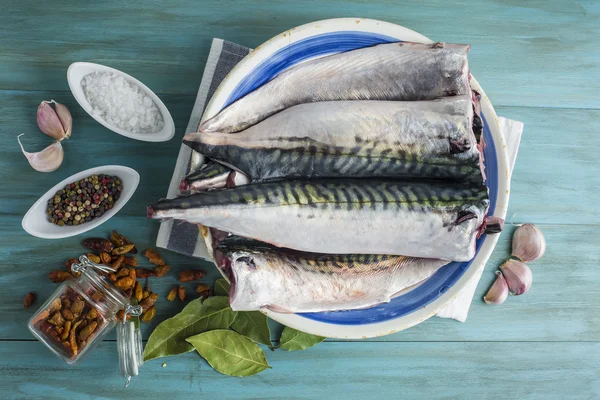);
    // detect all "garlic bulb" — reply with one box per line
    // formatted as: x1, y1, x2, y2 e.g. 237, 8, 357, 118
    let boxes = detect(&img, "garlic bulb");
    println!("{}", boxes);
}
500, 259, 532, 296
512, 223, 546, 262
37, 100, 72, 141
483, 271, 508, 304
17, 134, 64, 172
